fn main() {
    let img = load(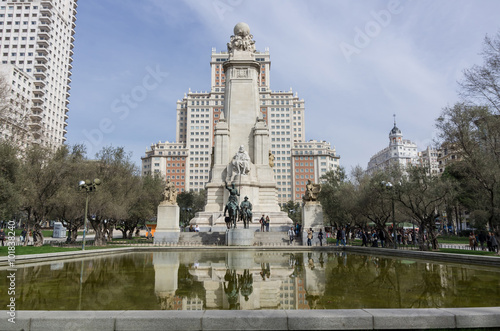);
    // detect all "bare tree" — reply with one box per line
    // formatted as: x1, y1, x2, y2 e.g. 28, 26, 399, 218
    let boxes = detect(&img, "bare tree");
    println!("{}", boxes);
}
0, 74, 34, 148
